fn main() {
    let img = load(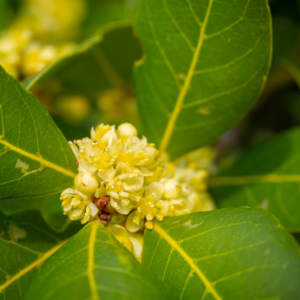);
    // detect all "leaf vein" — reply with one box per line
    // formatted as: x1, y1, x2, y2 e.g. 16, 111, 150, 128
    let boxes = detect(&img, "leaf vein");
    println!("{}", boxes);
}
158, 0, 214, 154
0, 139, 76, 178
0, 238, 42, 255
146, 0, 181, 90
154, 223, 222, 300
0, 241, 65, 292
212, 264, 284, 284
206, 0, 251, 39
88, 222, 100, 300
162, 0, 196, 52
186, 0, 203, 27
177, 221, 257, 243
182, 65, 261, 109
